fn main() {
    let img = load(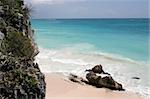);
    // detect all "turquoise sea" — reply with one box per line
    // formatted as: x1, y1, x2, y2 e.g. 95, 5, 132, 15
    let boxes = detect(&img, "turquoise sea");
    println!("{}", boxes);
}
31, 19, 150, 98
